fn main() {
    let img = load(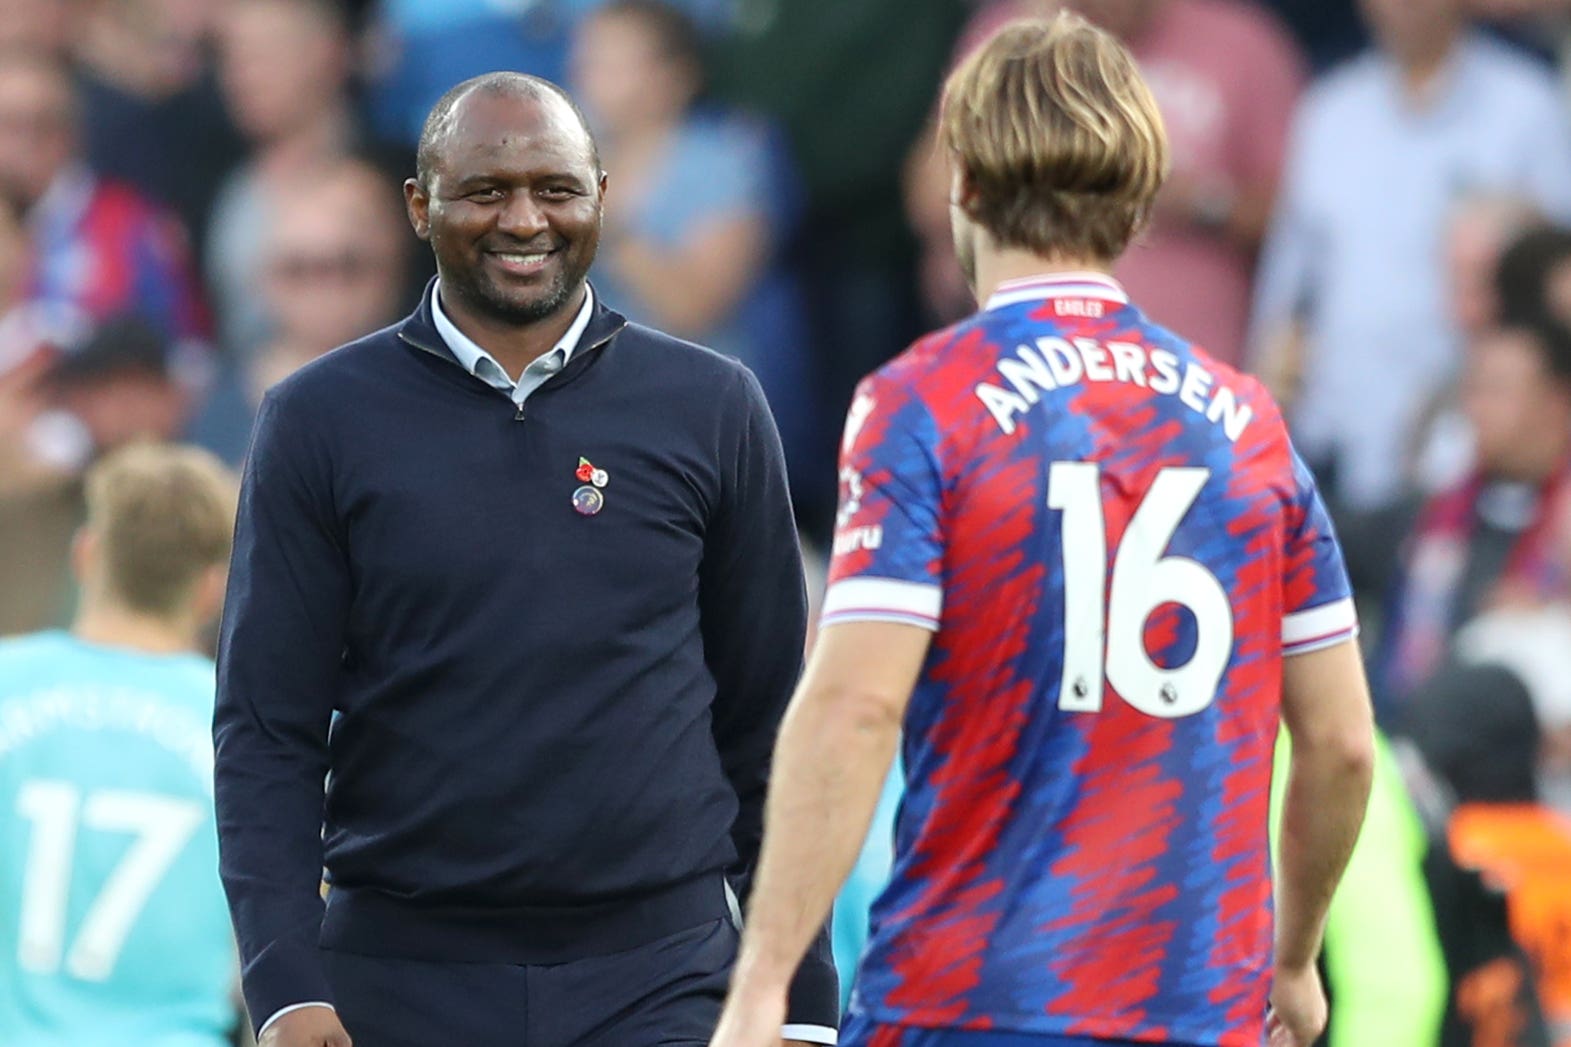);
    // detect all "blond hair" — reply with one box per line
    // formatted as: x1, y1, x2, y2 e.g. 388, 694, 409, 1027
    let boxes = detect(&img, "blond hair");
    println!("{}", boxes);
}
940, 12, 1168, 263
84, 443, 238, 617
